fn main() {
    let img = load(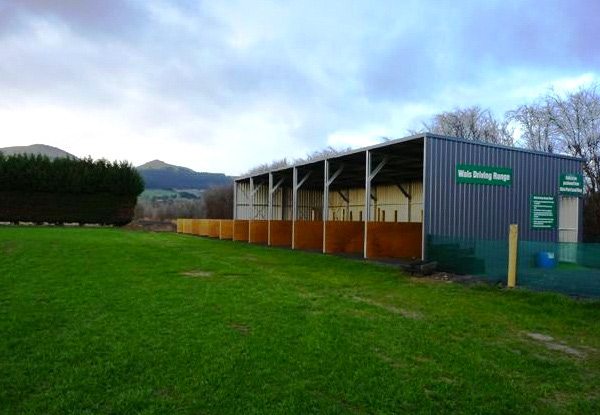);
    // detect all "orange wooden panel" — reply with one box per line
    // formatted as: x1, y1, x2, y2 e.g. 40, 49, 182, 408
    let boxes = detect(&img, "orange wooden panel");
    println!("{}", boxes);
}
176, 219, 183, 233
208, 220, 220, 237
191, 219, 201, 235
198, 220, 210, 236
324, 221, 364, 254
366, 222, 422, 259
249, 220, 268, 244
269, 220, 292, 247
220, 220, 233, 240
182, 219, 192, 234
233, 220, 249, 241
294, 221, 323, 251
